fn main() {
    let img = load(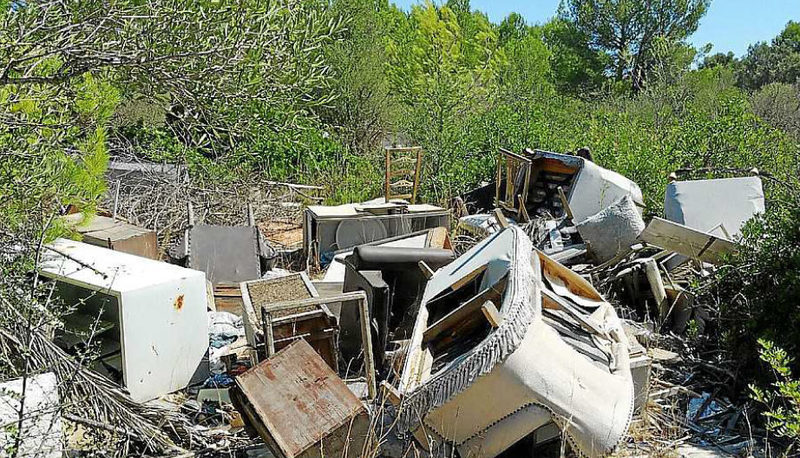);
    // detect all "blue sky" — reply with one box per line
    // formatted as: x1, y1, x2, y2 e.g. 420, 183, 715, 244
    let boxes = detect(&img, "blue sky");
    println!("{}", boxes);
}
391, 0, 800, 57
